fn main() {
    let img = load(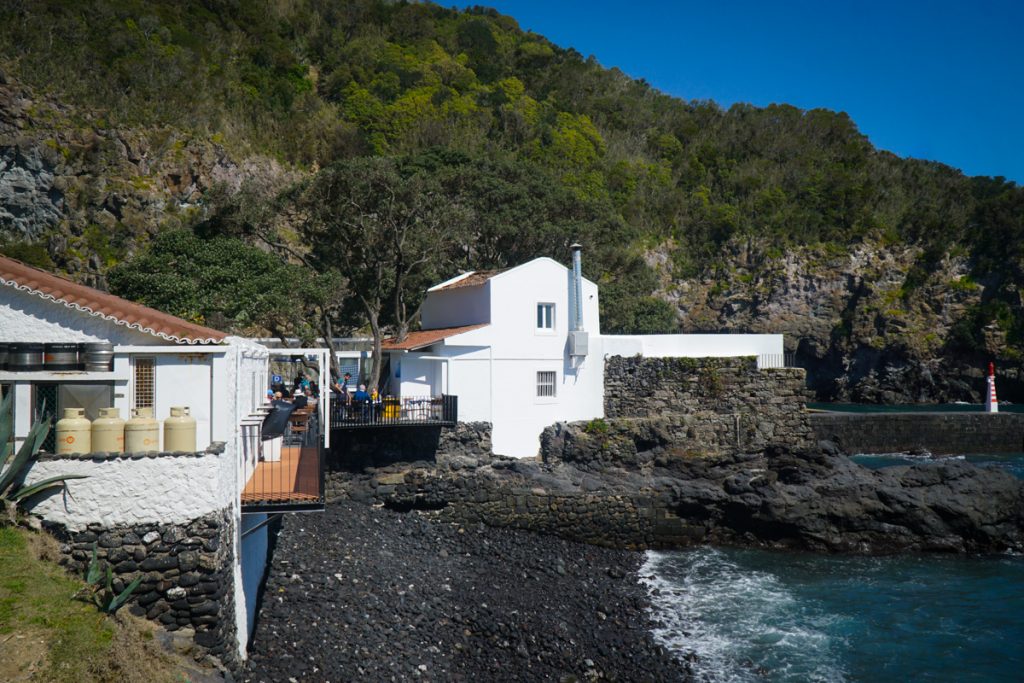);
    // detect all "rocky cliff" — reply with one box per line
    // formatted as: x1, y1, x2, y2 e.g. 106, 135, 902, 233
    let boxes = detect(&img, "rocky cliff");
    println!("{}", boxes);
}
0, 71, 297, 287
655, 239, 1023, 402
